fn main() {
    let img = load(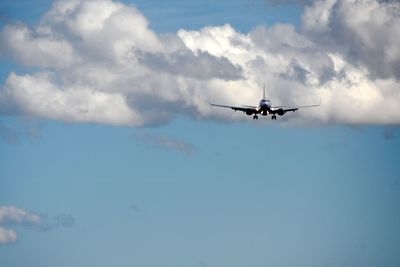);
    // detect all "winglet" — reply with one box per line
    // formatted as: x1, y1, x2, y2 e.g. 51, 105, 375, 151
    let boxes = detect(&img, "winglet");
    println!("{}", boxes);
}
297, 98, 322, 109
